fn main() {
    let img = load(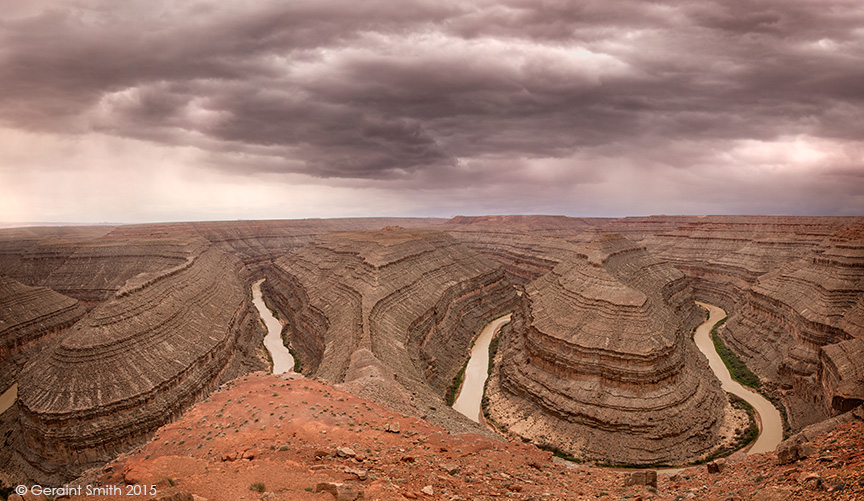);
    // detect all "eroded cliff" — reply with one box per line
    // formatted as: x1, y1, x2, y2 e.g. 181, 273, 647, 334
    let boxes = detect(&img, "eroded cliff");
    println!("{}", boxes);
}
260, 228, 518, 431
14, 247, 267, 473
485, 234, 726, 465
0, 276, 85, 393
